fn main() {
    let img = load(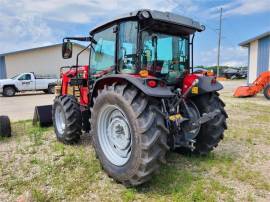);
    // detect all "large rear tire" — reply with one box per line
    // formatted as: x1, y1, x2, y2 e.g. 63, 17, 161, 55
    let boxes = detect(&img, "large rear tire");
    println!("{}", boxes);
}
0, 116, 11, 137
90, 84, 169, 186
52, 95, 82, 144
263, 84, 270, 100
192, 92, 228, 155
